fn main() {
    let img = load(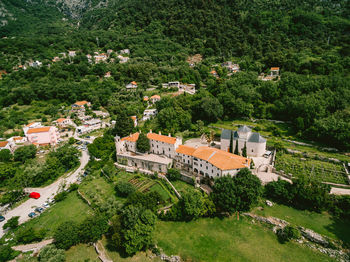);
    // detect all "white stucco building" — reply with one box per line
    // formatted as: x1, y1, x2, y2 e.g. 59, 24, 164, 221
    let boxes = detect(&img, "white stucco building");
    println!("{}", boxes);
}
220, 126, 266, 157
175, 145, 250, 179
